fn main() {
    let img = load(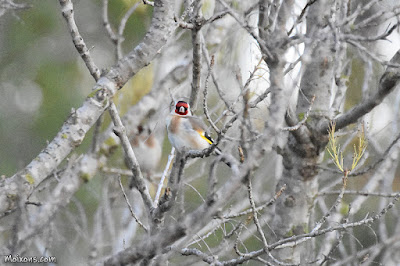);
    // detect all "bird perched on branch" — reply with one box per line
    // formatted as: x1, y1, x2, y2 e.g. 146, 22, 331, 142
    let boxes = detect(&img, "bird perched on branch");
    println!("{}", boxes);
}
126, 125, 162, 183
166, 100, 221, 154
